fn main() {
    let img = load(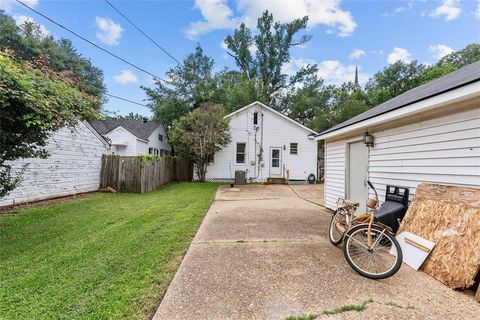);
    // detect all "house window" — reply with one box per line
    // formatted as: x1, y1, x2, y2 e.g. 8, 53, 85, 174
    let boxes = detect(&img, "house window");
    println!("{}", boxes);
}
236, 143, 246, 163
208, 154, 214, 164
149, 148, 159, 155
253, 112, 258, 125
159, 134, 163, 141
290, 143, 298, 155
